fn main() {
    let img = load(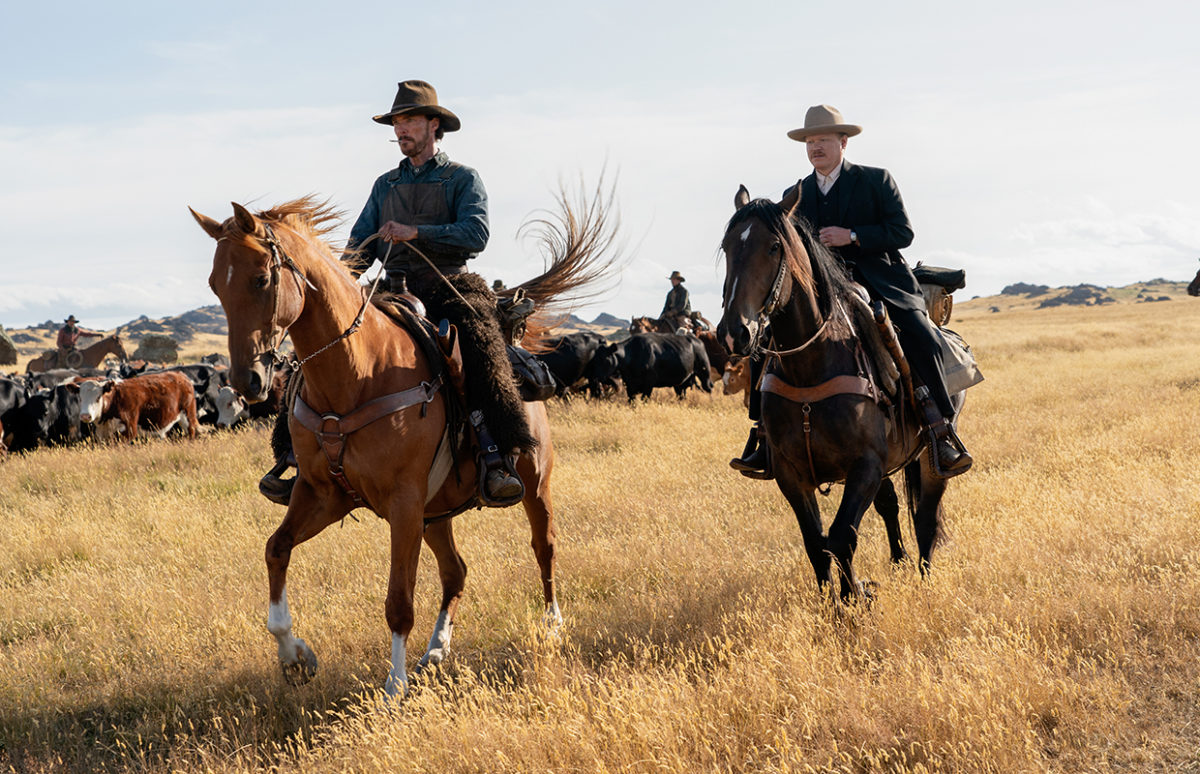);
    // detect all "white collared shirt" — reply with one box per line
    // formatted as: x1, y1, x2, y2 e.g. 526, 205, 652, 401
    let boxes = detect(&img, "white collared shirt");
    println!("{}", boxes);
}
816, 161, 844, 195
